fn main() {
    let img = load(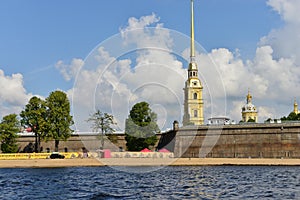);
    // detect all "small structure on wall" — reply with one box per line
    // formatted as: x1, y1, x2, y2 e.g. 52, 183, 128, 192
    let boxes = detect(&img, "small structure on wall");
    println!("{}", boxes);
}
208, 117, 232, 125
241, 90, 258, 122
